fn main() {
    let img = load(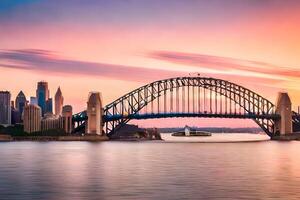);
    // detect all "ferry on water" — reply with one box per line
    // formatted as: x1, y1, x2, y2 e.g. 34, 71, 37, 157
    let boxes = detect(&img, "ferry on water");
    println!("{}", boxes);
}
172, 125, 212, 137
